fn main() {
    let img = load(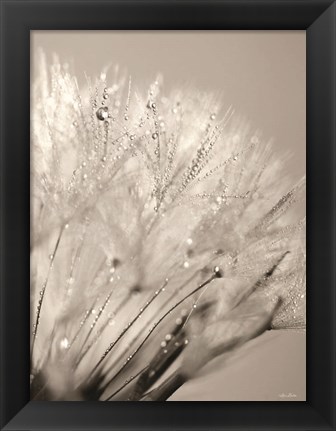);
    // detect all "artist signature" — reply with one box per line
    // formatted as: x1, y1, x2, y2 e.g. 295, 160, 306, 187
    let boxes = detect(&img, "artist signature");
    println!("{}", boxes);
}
278, 393, 297, 399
